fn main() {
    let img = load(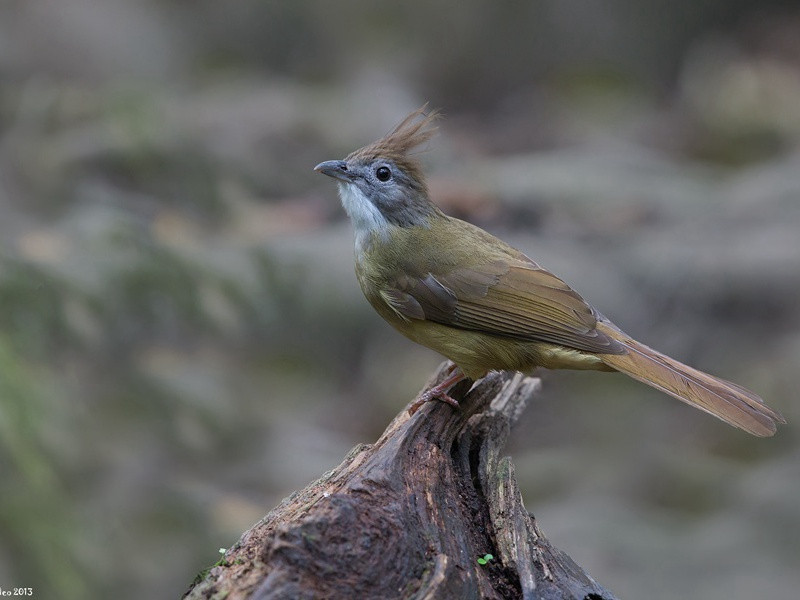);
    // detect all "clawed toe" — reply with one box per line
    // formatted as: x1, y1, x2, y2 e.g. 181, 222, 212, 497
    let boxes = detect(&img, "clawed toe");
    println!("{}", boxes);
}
407, 391, 460, 416
407, 367, 467, 415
